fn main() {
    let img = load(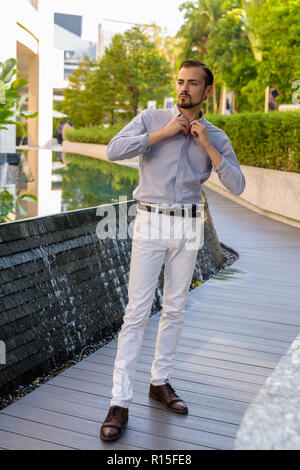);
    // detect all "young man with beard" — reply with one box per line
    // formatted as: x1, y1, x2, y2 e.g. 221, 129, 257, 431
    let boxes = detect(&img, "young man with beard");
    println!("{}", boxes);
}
100, 60, 245, 441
